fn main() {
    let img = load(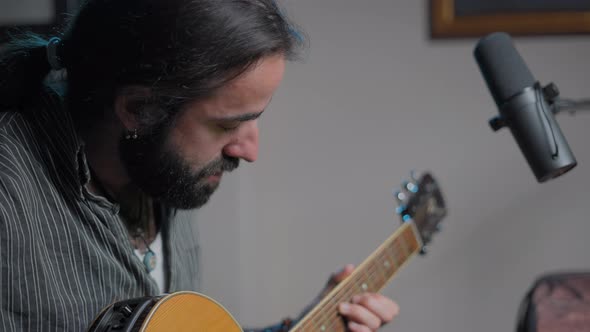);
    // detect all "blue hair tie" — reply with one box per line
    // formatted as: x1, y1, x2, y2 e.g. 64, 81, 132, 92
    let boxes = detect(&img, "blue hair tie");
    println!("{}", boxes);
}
46, 37, 64, 70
